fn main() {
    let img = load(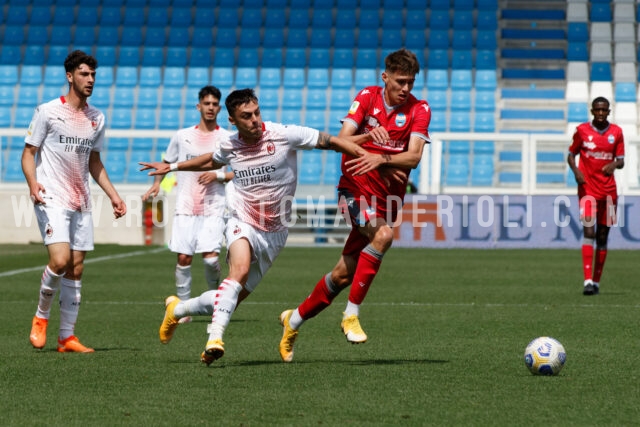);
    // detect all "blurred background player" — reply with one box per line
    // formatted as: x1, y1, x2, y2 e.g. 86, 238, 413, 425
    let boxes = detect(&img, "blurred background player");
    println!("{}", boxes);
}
22, 50, 127, 353
143, 86, 232, 323
568, 96, 624, 295
140, 88, 373, 365
279, 48, 431, 362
